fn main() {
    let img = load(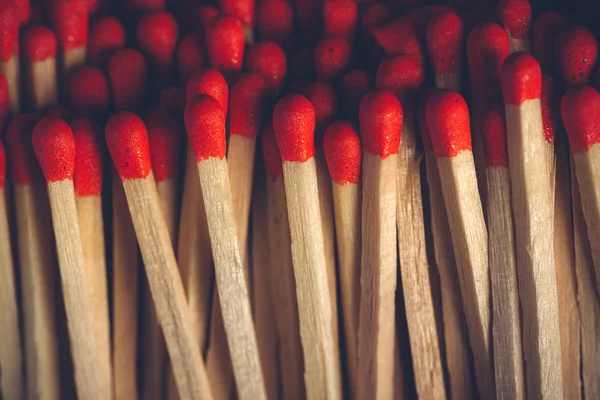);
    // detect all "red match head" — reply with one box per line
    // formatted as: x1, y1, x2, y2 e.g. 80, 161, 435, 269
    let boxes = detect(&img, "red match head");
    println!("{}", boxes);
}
500, 52, 542, 106
323, 0, 358, 41
532, 11, 565, 73
184, 95, 227, 161
71, 118, 103, 196
480, 96, 508, 167
376, 54, 423, 107
314, 36, 352, 82
32, 117, 76, 182
323, 120, 361, 185
360, 3, 391, 32
14, 0, 29, 24
0, 73, 8, 130
206, 15, 245, 77
341, 69, 374, 117
229, 73, 267, 139
555, 25, 598, 84
5, 114, 39, 185
496, 0, 532, 40
105, 112, 152, 180
541, 74, 559, 144
48, 0, 88, 52
426, 11, 464, 75
261, 123, 282, 177
272, 94, 316, 163
302, 82, 339, 140
561, 85, 600, 152
159, 86, 185, 116
0, 0, 19, 62
108, 48, 148, 112
256, 0, 294, 50
137, 11, 179, 74
370, 18, 425, 70
22, 26, 57, 62
467, 22, 510, 100
358, 89, 402, 159
246, 41, 287, 96
88, 17, 126, 67
425, 90, 472, 158
219, 0, 254, 34
177, 33, 206, 83
146, 108, 182, 182
192, 5, 220, 31
186, 69, 229, 115
69, 66, 109, 117
0, 138, 5, 188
